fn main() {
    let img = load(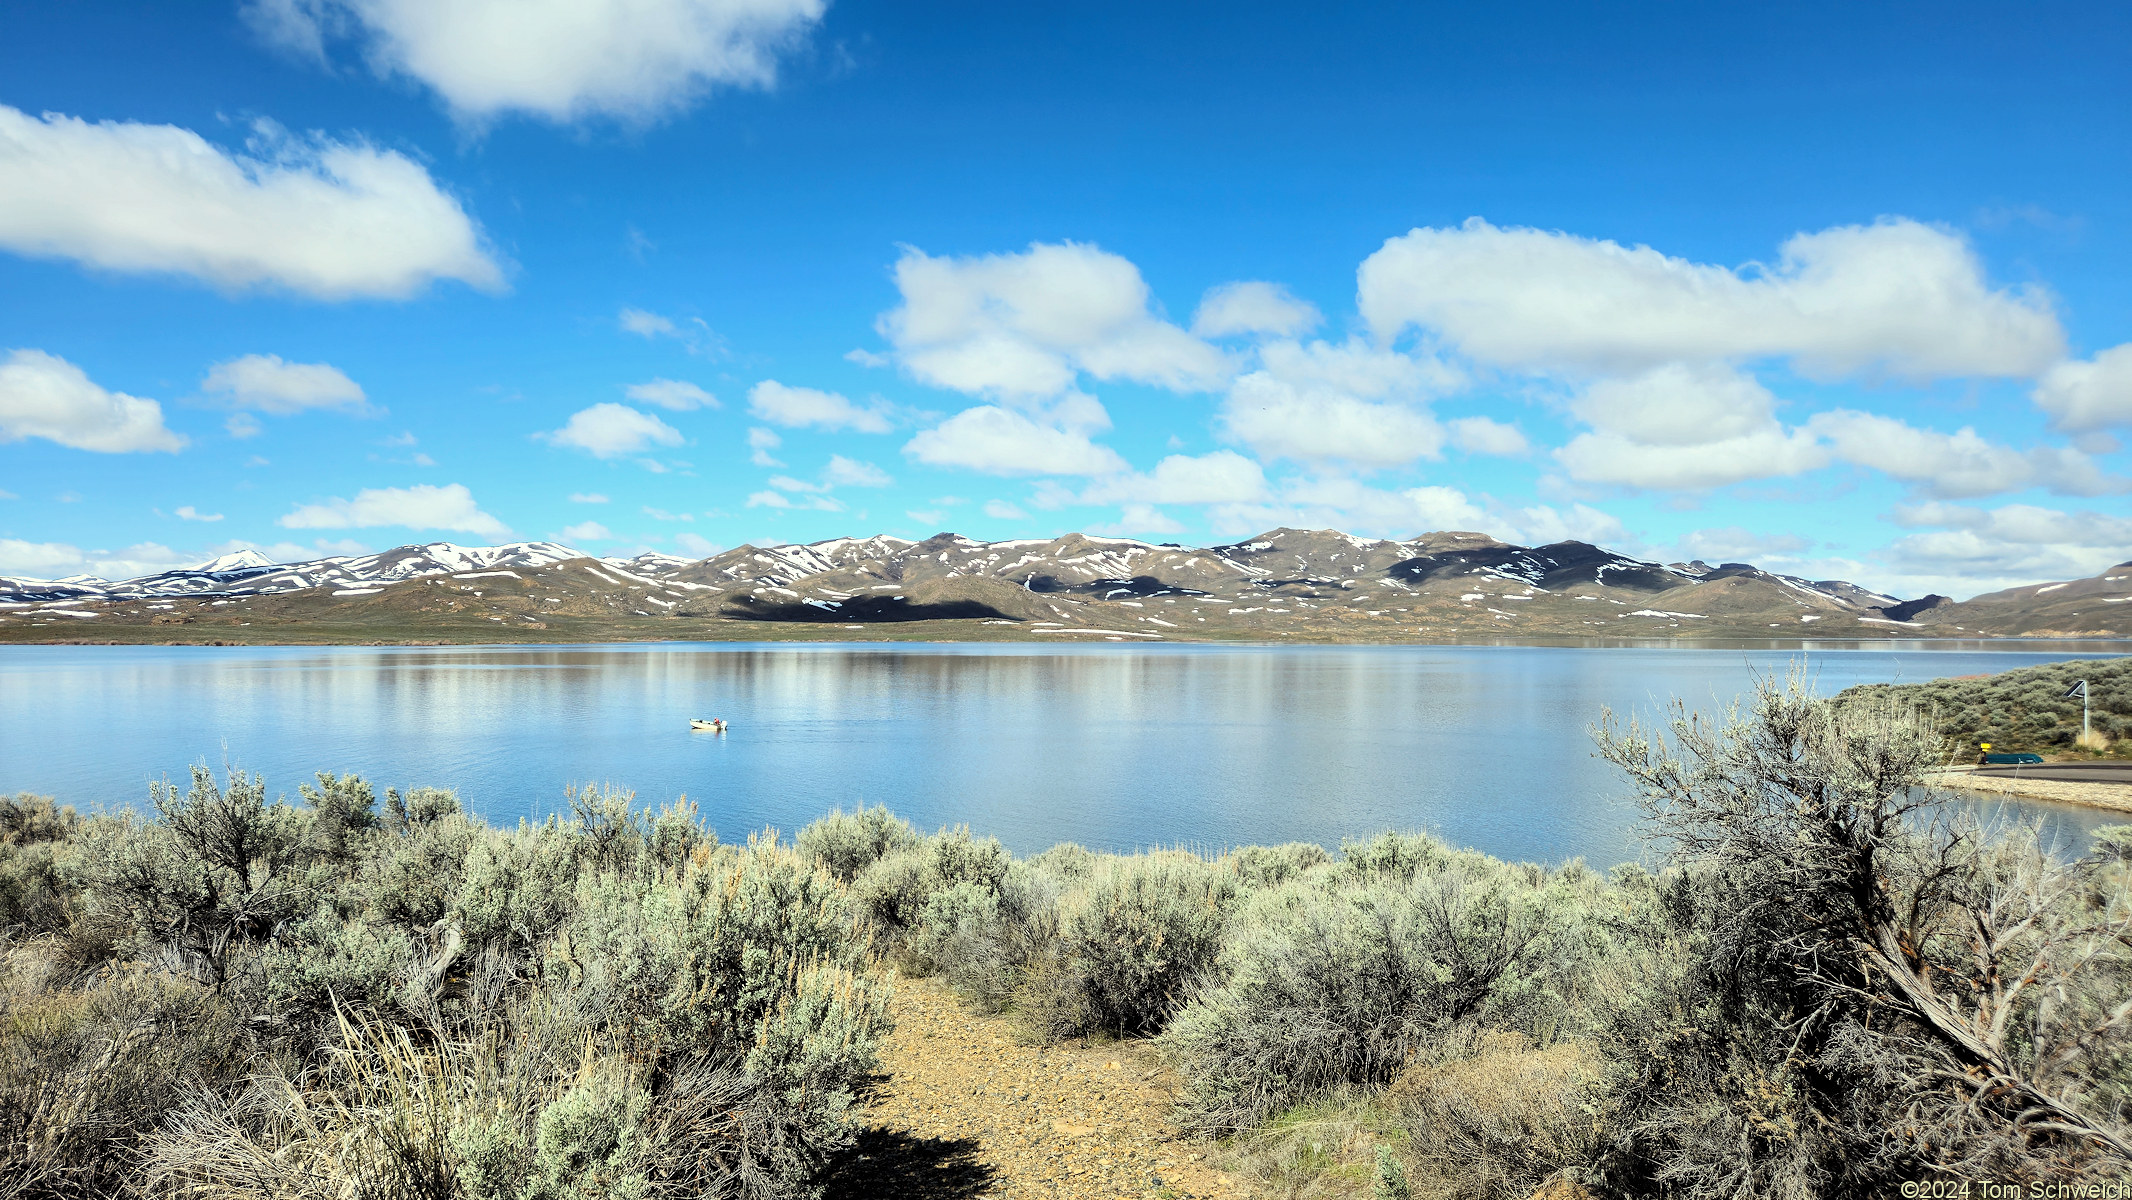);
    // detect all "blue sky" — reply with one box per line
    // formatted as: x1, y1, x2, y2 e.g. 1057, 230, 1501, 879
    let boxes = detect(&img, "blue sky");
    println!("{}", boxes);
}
1, 1, 2128, 599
